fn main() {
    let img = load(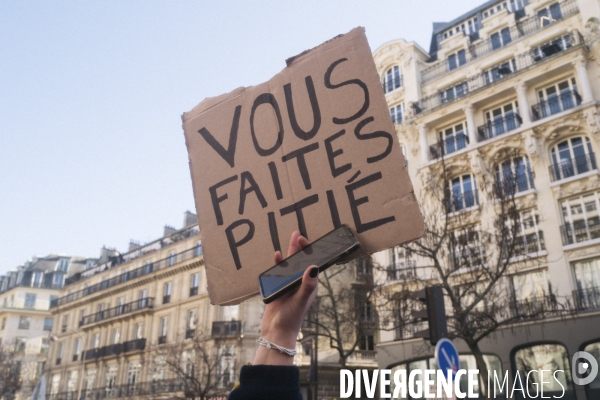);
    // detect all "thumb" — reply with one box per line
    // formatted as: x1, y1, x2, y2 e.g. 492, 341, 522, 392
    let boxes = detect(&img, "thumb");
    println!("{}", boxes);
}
295, 265, 319, 305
